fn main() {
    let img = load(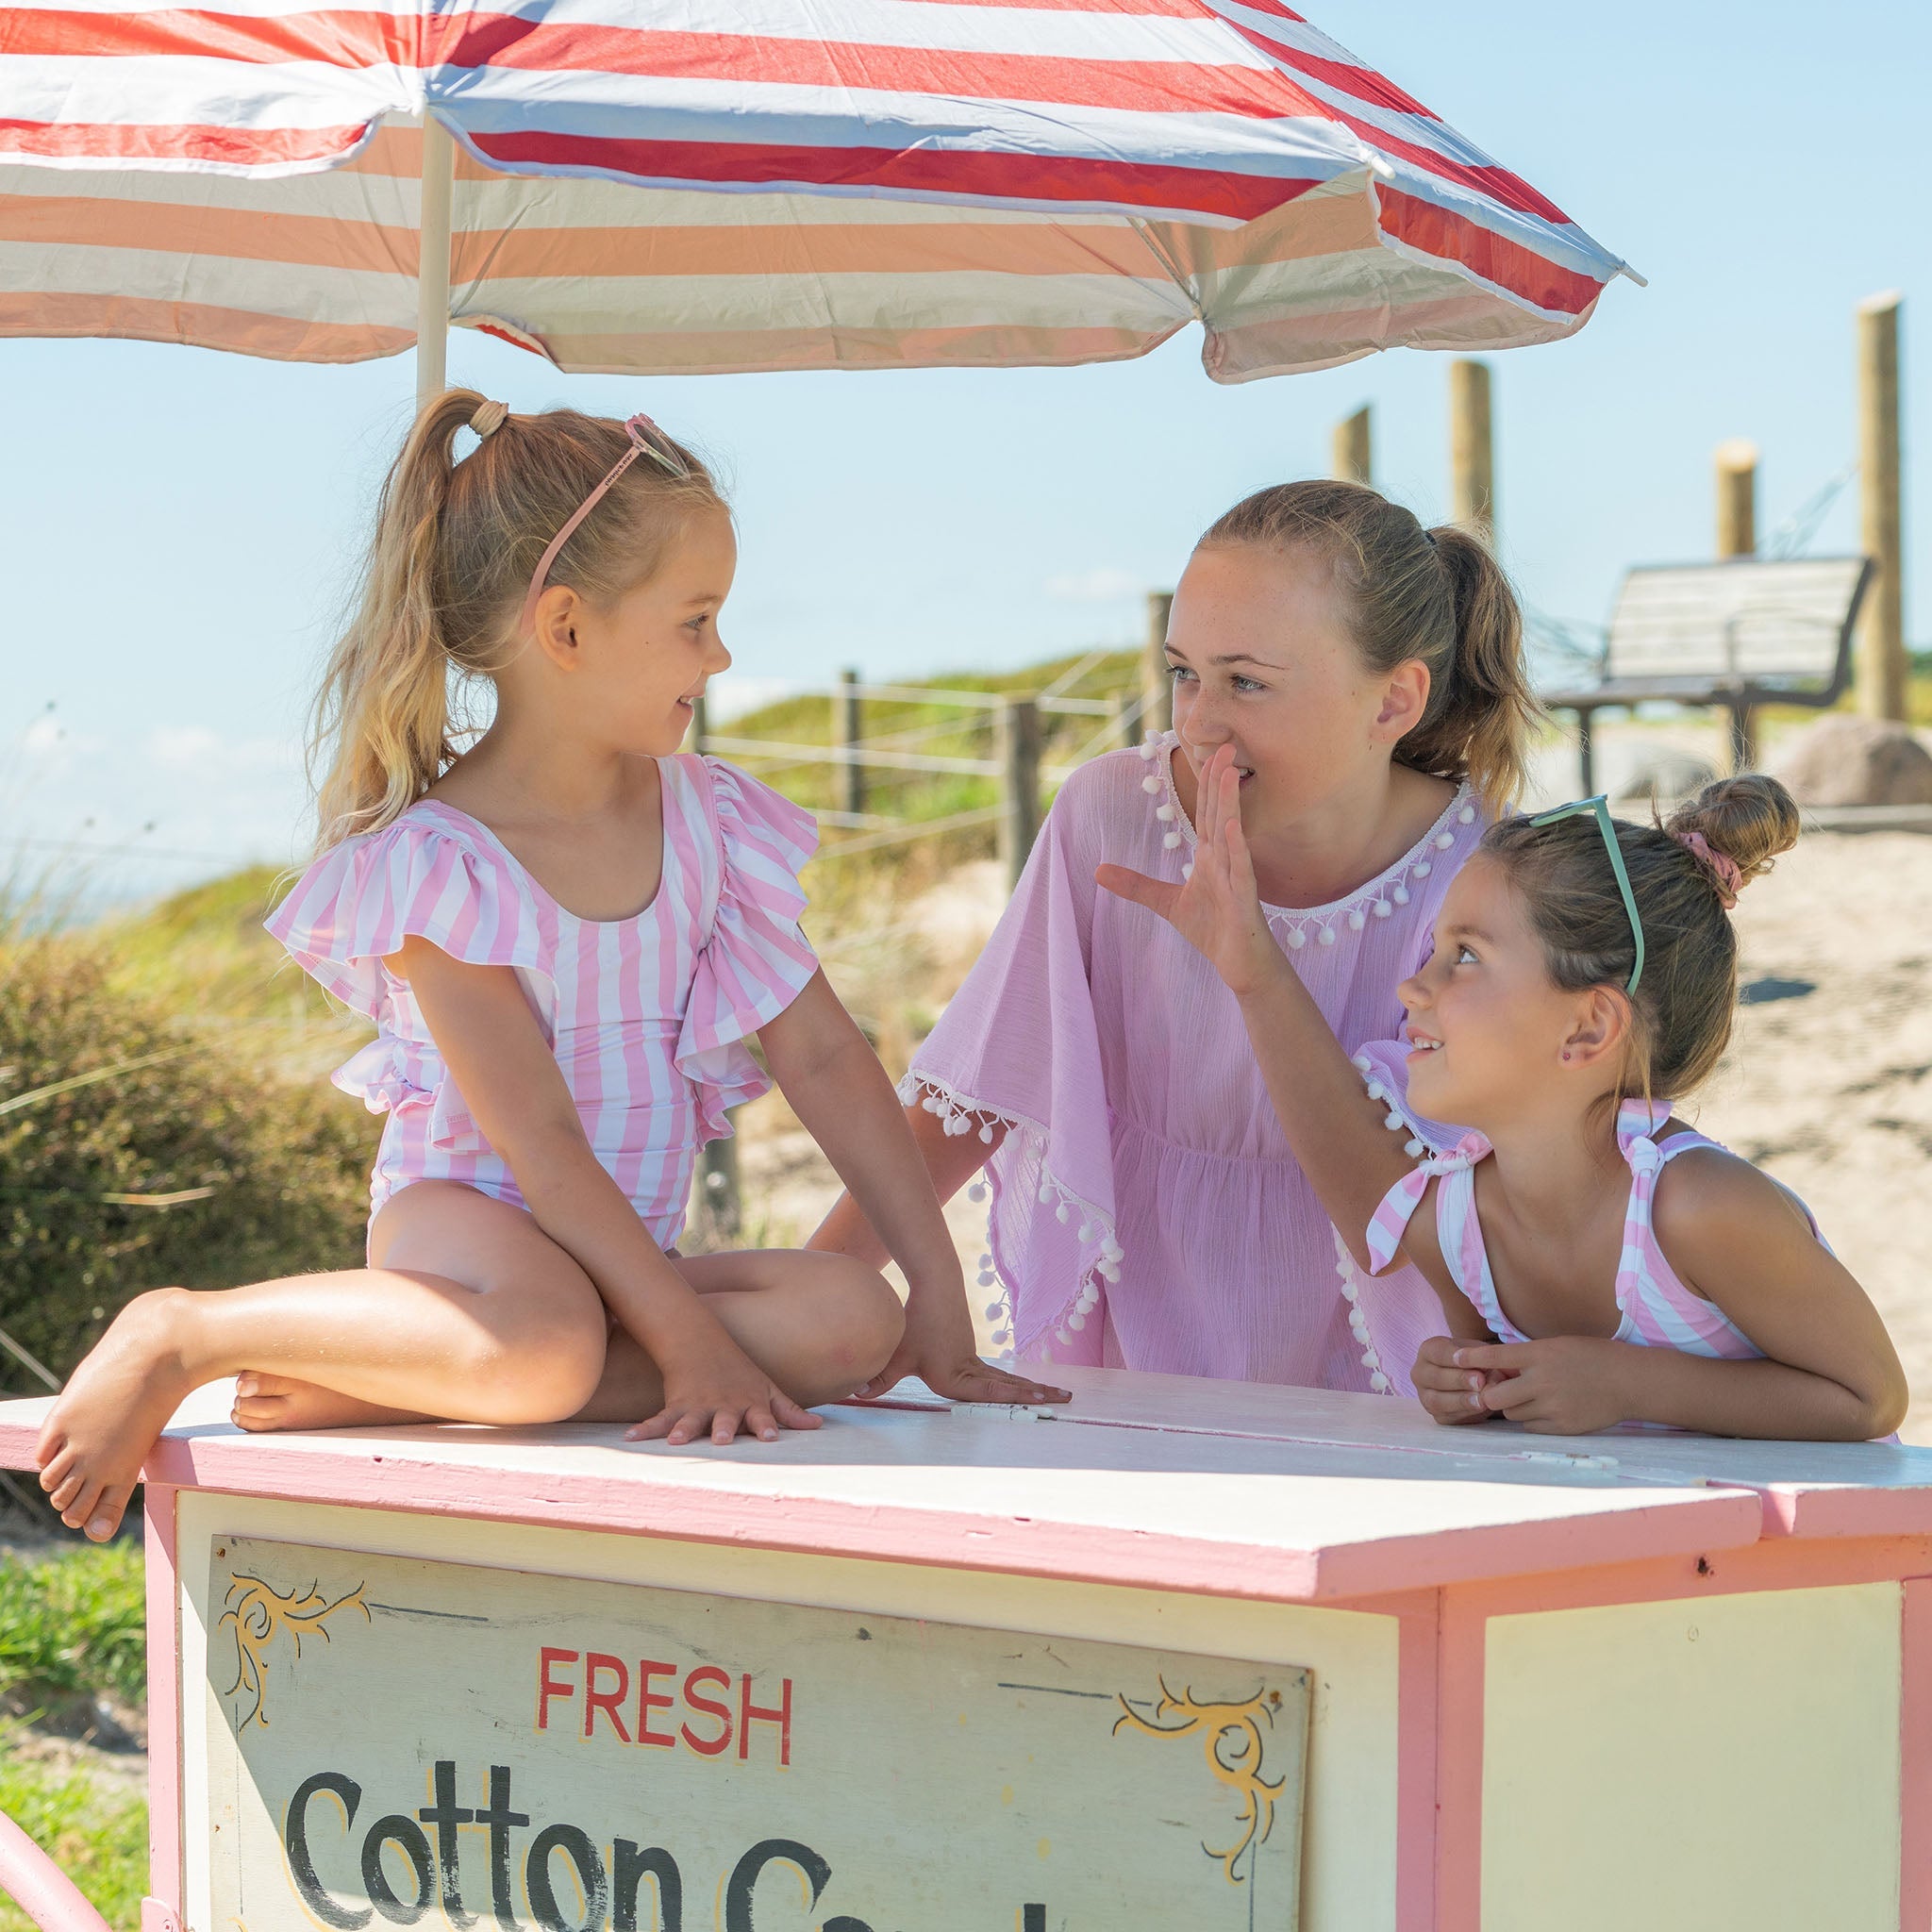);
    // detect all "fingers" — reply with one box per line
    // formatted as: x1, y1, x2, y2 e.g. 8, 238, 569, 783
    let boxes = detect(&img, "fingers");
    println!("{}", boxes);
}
953, 1366, 1070, 1405
773, 1393, 823, 1431
1479, 1374, 1541, 1414
1096, 863, 1180, 915
1453, 1342, 1535, 1372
